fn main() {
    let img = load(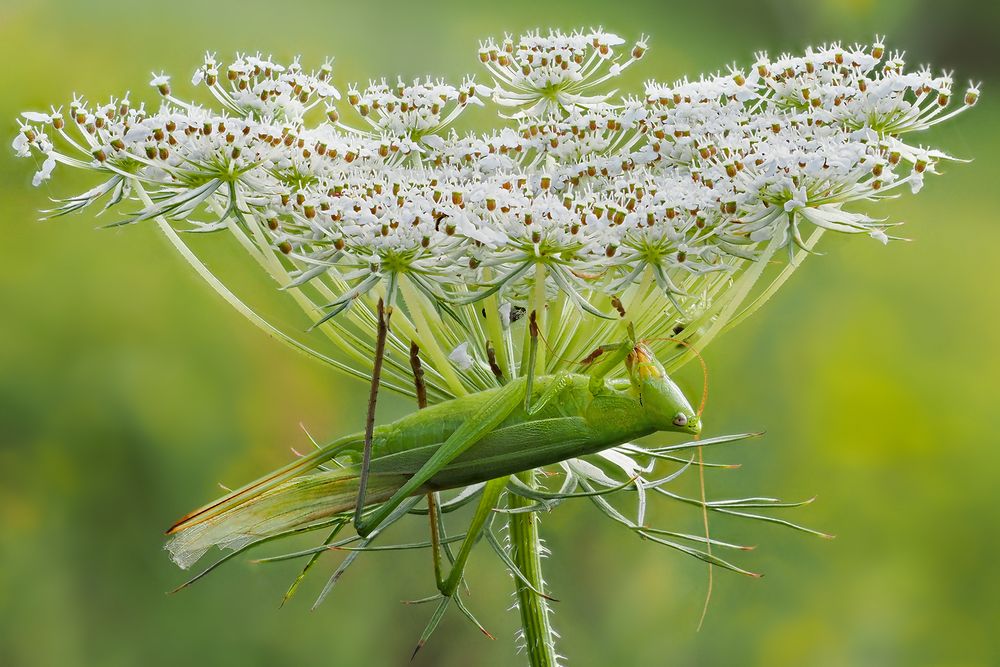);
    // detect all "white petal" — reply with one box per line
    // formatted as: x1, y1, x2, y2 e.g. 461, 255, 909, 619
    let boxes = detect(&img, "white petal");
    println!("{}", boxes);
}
448, 342, 474, 370
32, 155, 56, 187
21, 111, 52, 123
